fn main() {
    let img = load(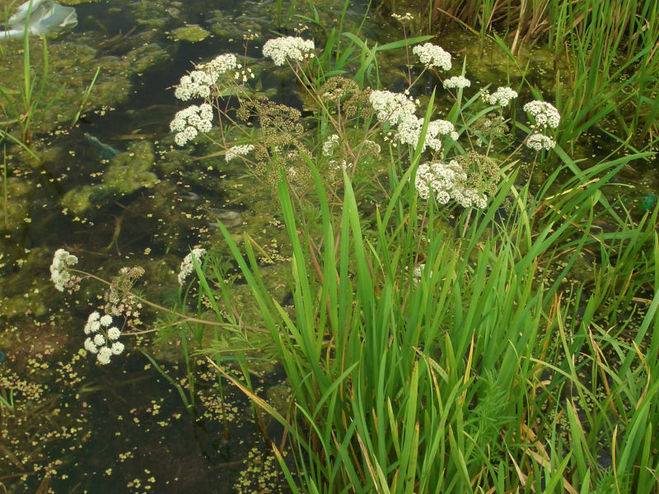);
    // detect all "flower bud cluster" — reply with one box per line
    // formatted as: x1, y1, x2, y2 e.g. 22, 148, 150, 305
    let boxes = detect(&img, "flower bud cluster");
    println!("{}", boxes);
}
50, 248, 78, 292
413, 43, 452, 71
83, 311, 124, 365
170, 103, 214, 146
263, 36, 315, 66
415, 161, 487, 209
178, 247, 207, 285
